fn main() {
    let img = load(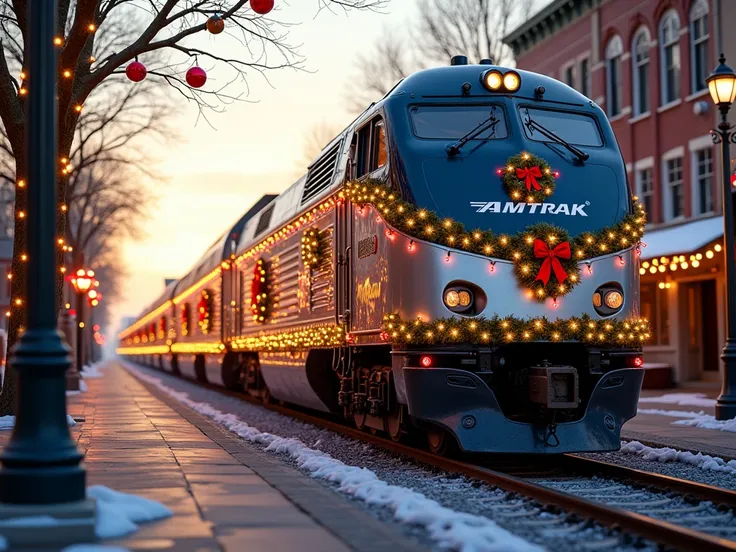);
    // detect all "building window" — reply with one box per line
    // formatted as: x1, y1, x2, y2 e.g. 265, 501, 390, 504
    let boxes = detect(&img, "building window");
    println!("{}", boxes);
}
632, 28, 650, 115
564, 65, 574, 88
580, 58, 589, 97
694, 147, 714, 214
659, 10, 681, 105
636, 167, 654, 218
641, 283, 670, 345
605, 36, 623, 117
665, 156, 684, 220
690, 0, 709, 93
